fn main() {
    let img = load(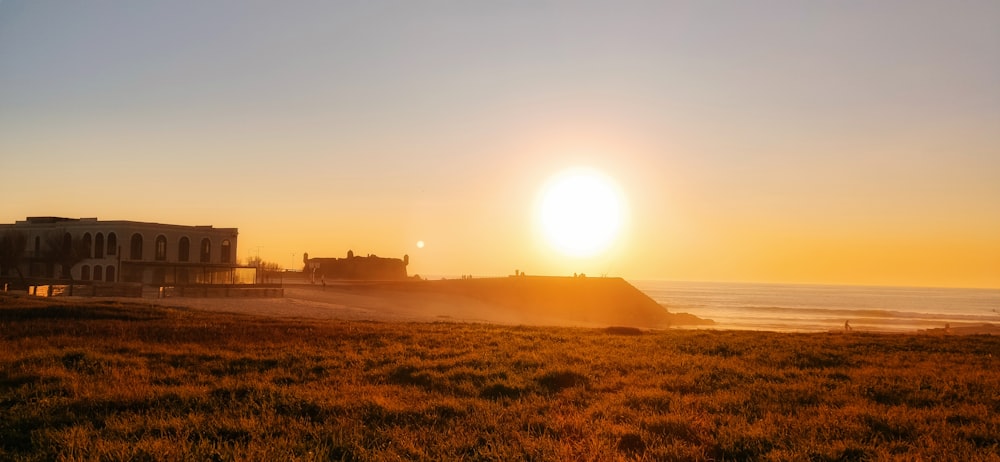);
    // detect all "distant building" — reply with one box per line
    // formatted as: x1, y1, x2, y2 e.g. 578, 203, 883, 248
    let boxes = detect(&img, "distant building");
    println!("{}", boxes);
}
0, 217, 241, 285
304, 250, 408, 281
